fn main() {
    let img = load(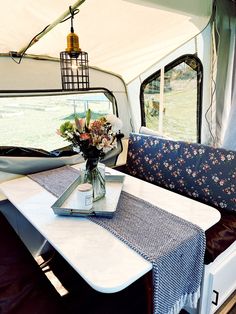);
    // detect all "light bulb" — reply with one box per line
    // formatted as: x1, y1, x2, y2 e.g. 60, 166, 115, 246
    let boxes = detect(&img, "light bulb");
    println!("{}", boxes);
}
71, 59, 78, 71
